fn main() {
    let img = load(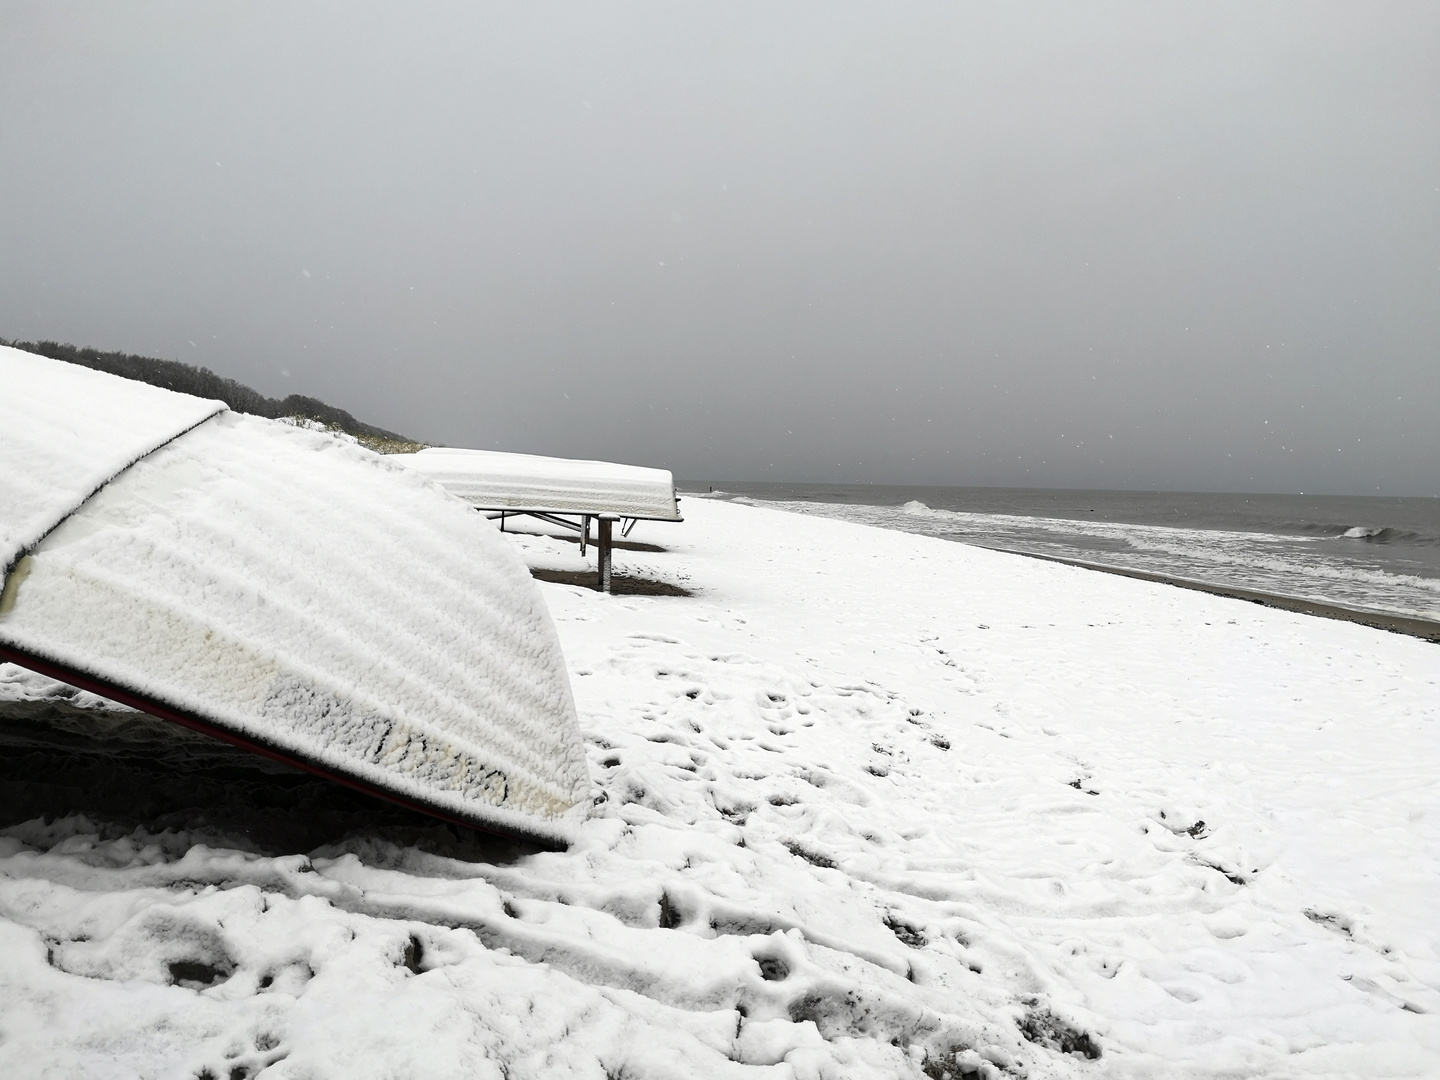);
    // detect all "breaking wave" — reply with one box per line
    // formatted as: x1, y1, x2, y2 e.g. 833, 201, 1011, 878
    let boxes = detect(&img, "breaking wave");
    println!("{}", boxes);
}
1336, 526, 1435, 545
1285, 523, 1438, 545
